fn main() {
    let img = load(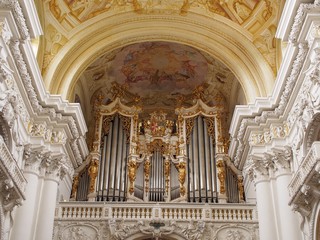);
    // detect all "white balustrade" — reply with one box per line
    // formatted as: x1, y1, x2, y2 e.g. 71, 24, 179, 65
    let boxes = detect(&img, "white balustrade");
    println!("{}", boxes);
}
55, 202, 257, 223
289, 141, 320, 199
